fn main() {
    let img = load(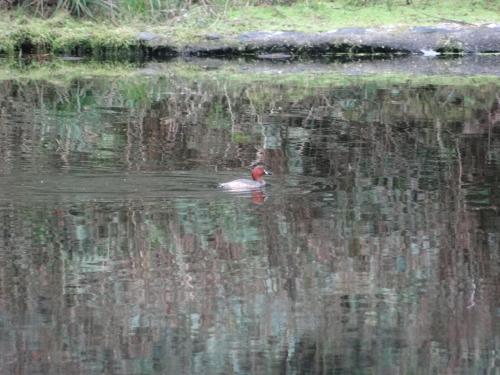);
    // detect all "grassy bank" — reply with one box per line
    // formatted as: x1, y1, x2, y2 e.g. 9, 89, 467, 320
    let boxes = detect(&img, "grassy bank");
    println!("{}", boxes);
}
0, 0, 499, 56
0, 13, 139, 56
